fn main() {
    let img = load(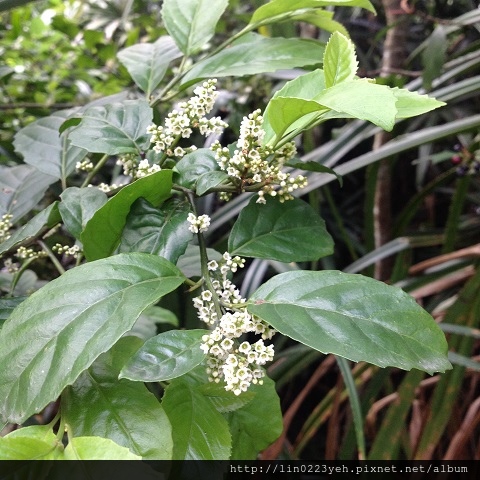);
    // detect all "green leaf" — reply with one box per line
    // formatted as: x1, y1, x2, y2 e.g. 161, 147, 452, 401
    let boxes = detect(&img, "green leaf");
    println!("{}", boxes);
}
198, 383, 255, 414
117, 36, 182, 96
68, 100, 153, 155
0, 437, 61, 460
422, 25, 447, 91
284, 160, 342, 185
139, 305, 179, 328
118, 198, 192, 264
248, 271, 452, 374
81, 170, 173, 261
391, 87, 446, 118
161, 0, 228, 55
173, 148, 219, 189
62, 437, 141, 460
0, 165, 56, 223
120, 329, 208, 382
0, 203, 61, 258
226, 375, 283, 460
323, 31, 357, 88
59, 187, 108, 240
13, 109, 87, 181
249, 0, 376, 26
292, 10, 349, 37
229, 197, 334, 262
4, 425, 56, 442
162, 377, 231, 459
176, 244, 223, 278
0, 252, 185, 424
181, 36, 325, 87
196, 171, 230, 196
62, 337, 173, 460
0, 297, 26, 327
